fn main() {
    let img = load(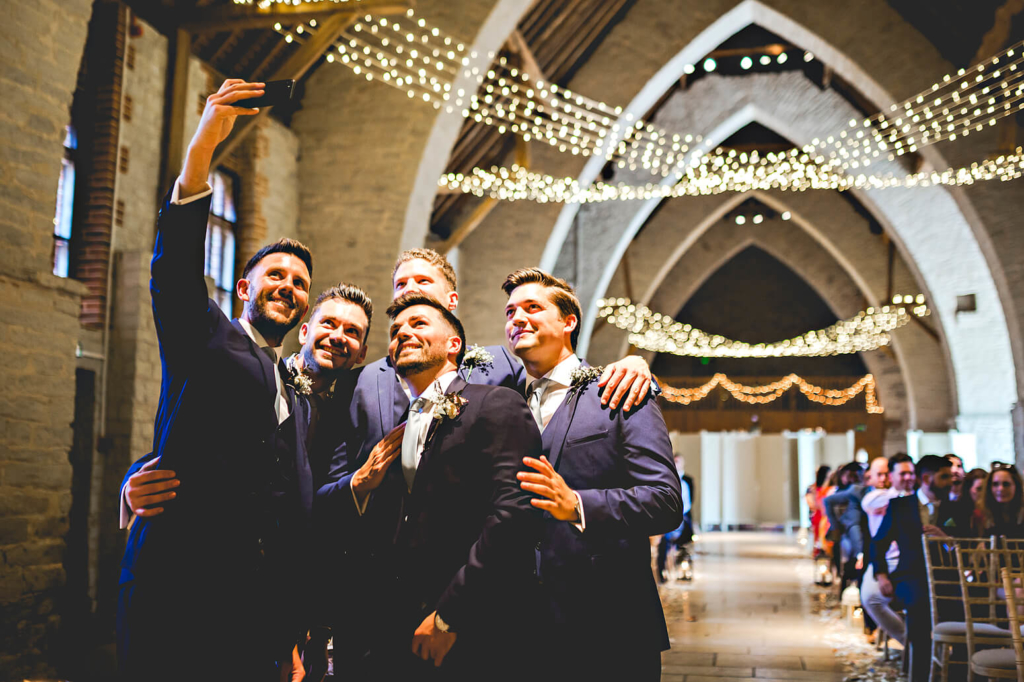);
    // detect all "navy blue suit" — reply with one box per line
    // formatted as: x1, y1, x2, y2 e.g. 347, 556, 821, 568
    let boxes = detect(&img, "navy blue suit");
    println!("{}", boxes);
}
117, 191, 314, 682
349, 377, 543, 680
315, 347, 524, 674
531, 368, 682, 680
